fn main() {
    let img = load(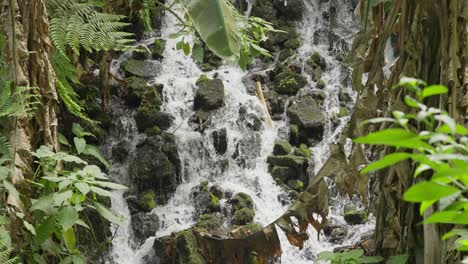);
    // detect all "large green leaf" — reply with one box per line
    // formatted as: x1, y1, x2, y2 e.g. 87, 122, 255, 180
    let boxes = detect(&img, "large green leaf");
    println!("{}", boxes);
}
403, 182, 460, 202
181, 0, 240, 59
93, 201, 124, 225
